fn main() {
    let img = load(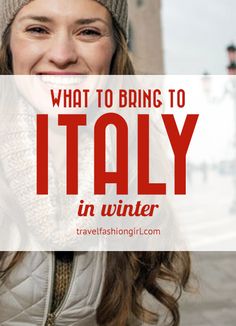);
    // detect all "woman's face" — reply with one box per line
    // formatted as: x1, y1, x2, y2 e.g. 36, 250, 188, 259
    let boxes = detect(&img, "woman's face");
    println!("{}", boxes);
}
10, 0, 116, 75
